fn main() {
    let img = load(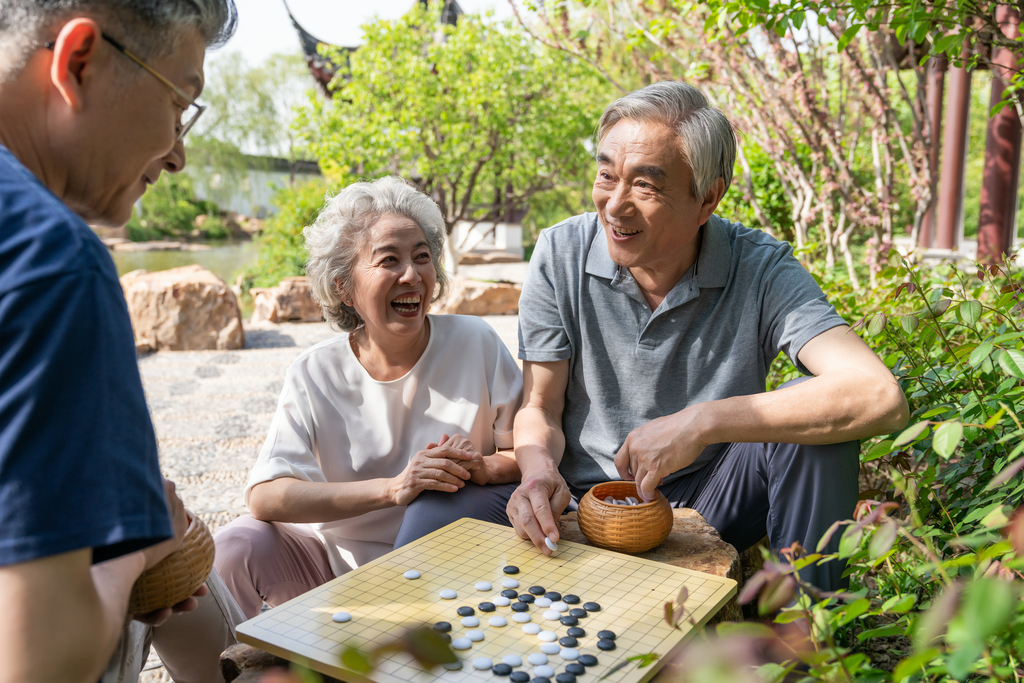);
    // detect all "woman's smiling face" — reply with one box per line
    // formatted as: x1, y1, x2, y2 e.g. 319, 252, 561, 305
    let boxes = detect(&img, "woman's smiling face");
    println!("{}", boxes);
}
346, 213, 437, 342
